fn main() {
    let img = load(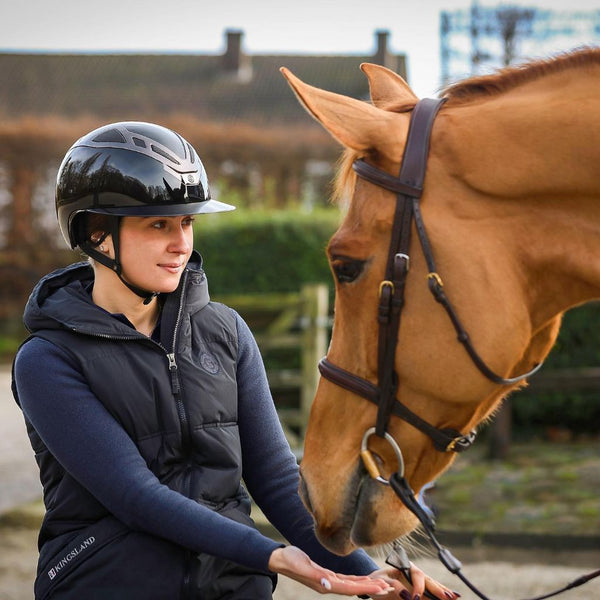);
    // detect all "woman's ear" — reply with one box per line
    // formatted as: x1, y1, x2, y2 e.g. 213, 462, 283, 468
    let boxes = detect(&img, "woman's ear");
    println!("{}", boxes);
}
89, 231, 115, 259
90, 231, 106, 245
